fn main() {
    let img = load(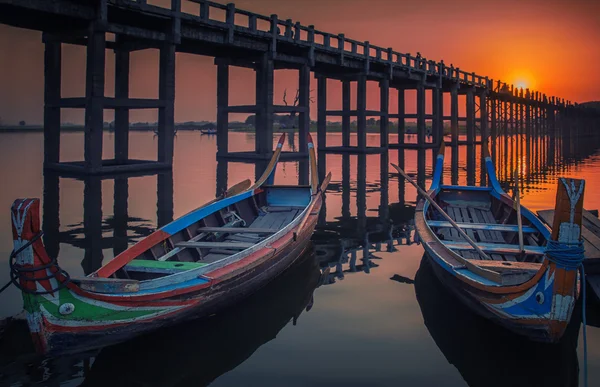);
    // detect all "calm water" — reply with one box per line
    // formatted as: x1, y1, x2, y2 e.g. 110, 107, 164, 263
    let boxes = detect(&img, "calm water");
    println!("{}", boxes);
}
0, 130, 599, 386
